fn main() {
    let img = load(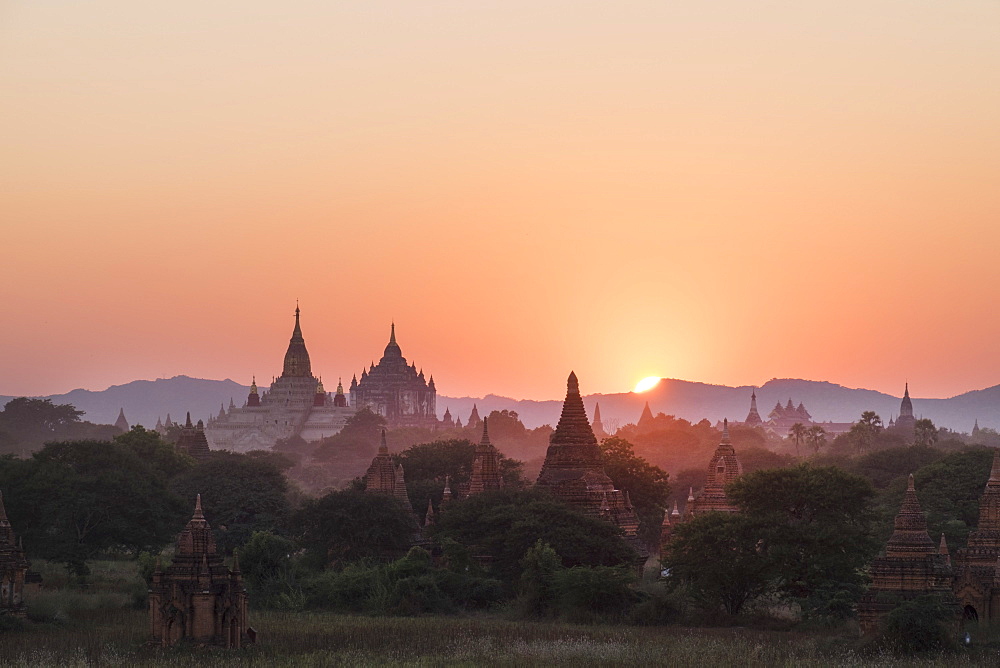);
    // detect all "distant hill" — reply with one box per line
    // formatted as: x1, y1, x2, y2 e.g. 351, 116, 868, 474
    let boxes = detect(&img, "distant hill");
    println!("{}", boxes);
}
2, 376, 996, 434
